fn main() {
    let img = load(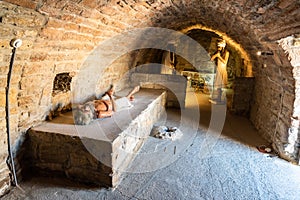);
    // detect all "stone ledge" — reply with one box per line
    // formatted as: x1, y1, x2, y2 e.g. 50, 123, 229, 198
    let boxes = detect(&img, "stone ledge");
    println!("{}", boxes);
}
25, 88, 167, 187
